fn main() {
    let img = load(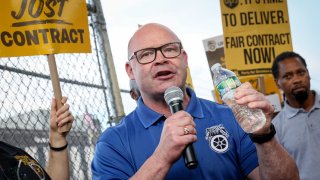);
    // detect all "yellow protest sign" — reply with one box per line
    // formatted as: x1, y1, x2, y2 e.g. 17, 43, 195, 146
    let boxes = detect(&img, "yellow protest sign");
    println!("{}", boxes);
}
239, 75, 283, 103
0, 0, 91, 57
239, 75, 280, 95
220, 0, 292, 76
212, 75, 282, 104
203, 35, 283, 103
